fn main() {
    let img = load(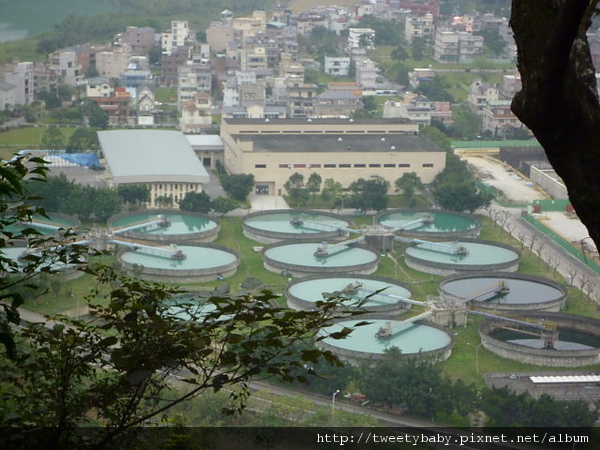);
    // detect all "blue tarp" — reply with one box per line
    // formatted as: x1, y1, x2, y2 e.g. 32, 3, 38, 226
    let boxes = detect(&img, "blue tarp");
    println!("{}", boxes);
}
60, 153, 101, 168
